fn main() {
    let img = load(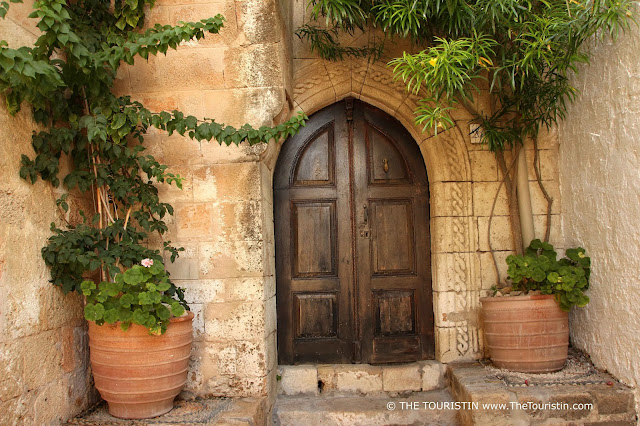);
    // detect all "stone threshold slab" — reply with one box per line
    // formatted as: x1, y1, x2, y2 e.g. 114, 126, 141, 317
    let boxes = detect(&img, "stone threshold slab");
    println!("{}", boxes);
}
274, 389, 459, 425
278, 361, 446, 396
448, 362, 637, 425
66, 397, 267, 426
